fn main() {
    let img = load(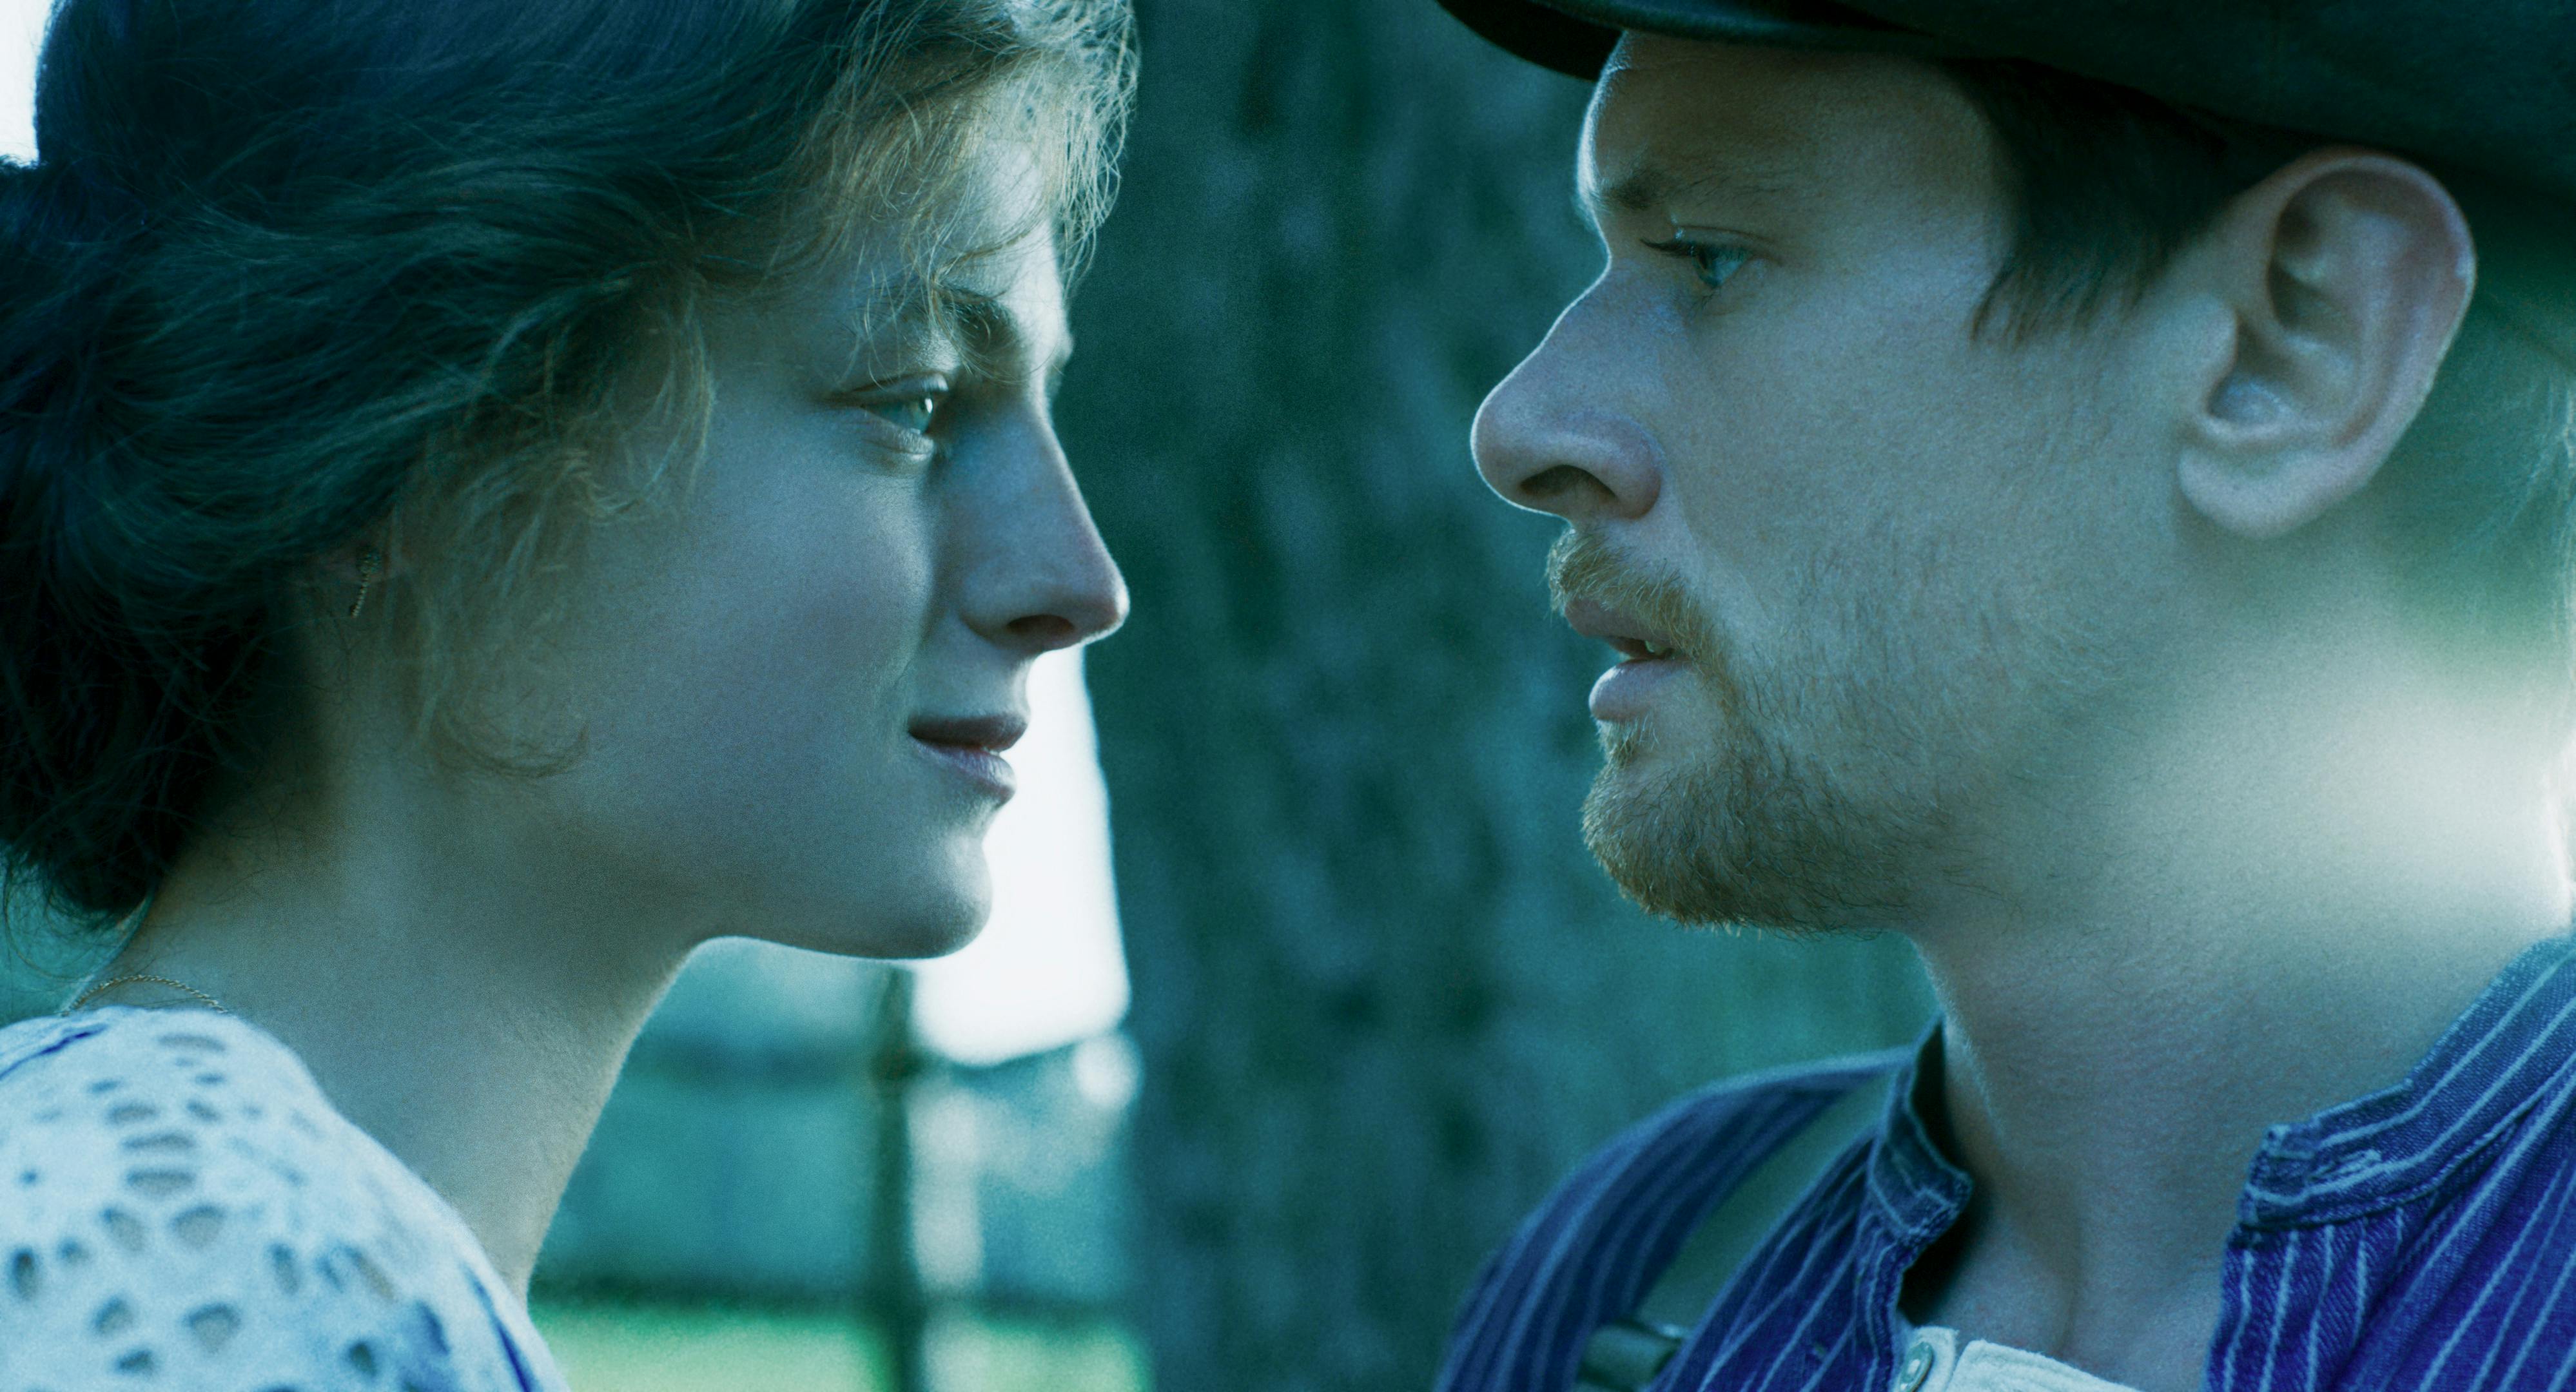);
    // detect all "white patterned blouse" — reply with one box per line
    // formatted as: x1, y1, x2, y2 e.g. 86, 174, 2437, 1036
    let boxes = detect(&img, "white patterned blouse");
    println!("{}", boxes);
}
0, 1005, 568, 1392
